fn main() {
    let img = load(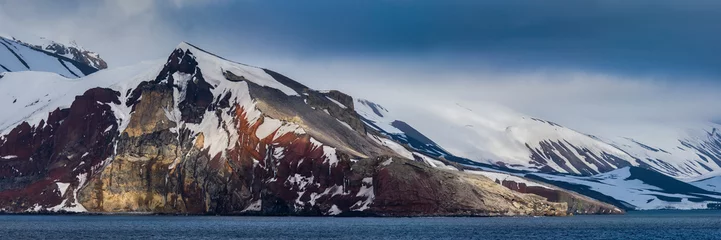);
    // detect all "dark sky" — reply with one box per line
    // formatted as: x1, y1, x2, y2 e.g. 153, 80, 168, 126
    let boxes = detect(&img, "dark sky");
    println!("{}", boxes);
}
151, 0, 721, 78
3, 0, 720, 78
